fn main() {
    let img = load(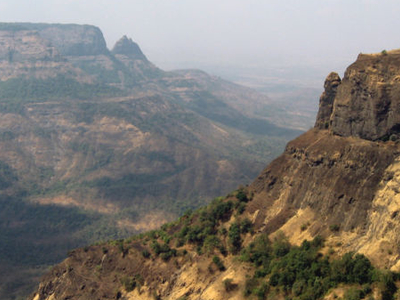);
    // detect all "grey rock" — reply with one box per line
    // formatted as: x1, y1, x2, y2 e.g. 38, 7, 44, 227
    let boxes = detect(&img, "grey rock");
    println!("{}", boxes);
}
111, 35, 147, 61
314, 72, 341, 129
315, 50, 400, 141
